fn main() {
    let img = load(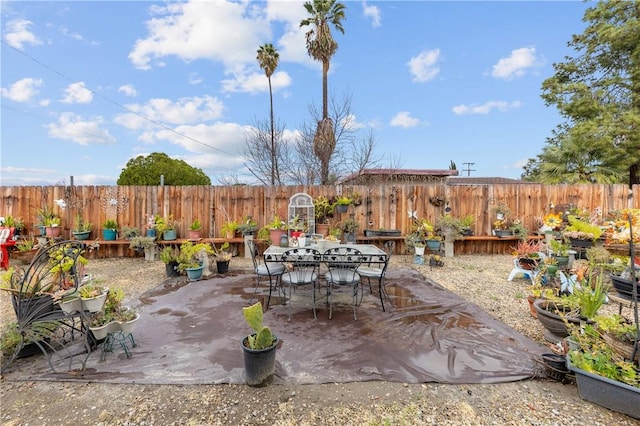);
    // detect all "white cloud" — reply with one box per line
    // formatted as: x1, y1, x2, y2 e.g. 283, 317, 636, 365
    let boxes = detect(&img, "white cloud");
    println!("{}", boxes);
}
3, 19, 42, 50
47, 112, 116, 145
363, 2, 381, 28
1, 78, 43, 102
154, 122, 249, 162
113, 95, 225, 131
390, 111, 421, 128
61, 82, 93, 104
342, 114, 367, 131
118, 84, 137, 97
221, 68, 292, 94
407, 49, 440, 83
188, 72, 203, 85
452, 100, 522, 115
128, 1, 271, 70
492, 47, 538, 80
